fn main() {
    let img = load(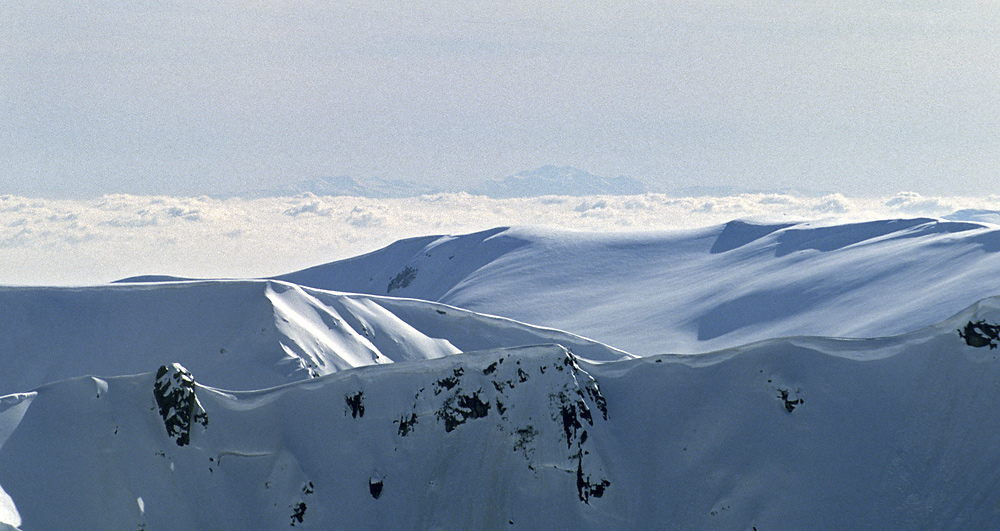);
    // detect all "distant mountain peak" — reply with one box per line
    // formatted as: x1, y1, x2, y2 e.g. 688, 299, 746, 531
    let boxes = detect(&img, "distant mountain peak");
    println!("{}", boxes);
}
513, 165, 590, 179
250, 166, 647, 199
475, 166, 648, 198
